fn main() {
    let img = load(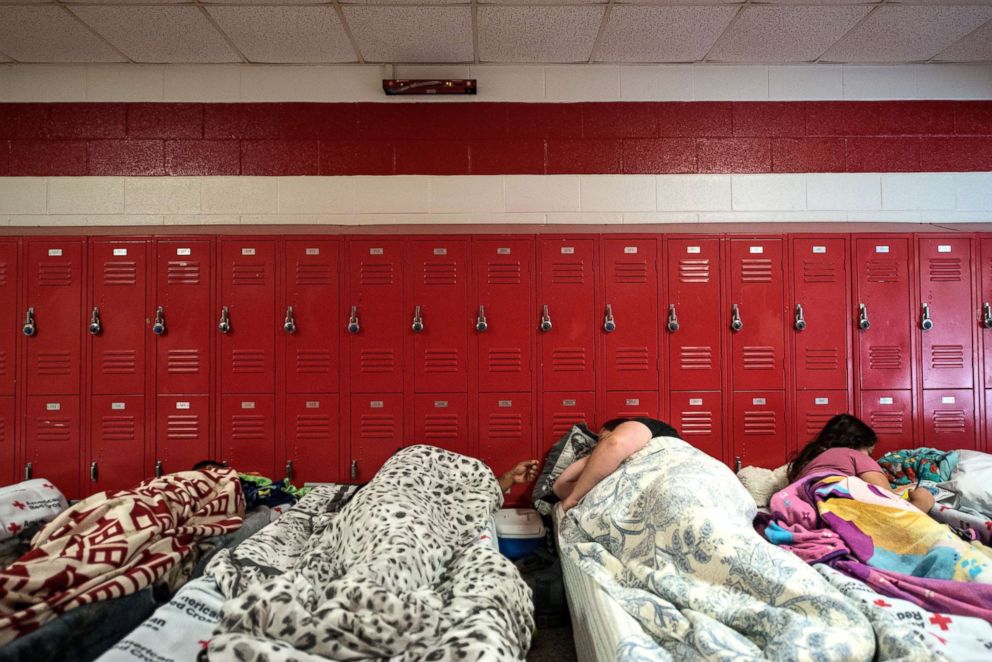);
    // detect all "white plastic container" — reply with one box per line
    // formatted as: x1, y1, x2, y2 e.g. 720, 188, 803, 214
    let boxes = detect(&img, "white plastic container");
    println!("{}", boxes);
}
494, 508, 546, 559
